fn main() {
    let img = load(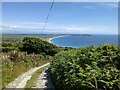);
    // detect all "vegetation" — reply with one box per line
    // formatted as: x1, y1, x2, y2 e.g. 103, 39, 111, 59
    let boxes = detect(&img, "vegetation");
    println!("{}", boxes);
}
50, 45, 120, 90
1, 35, 120, 90
1, 42, 16, 52
2, 51, 52, 89
20, 37, 60, 56
1, 34, 62, 42
25, 65, 49, 88
1, 37, 55, 89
